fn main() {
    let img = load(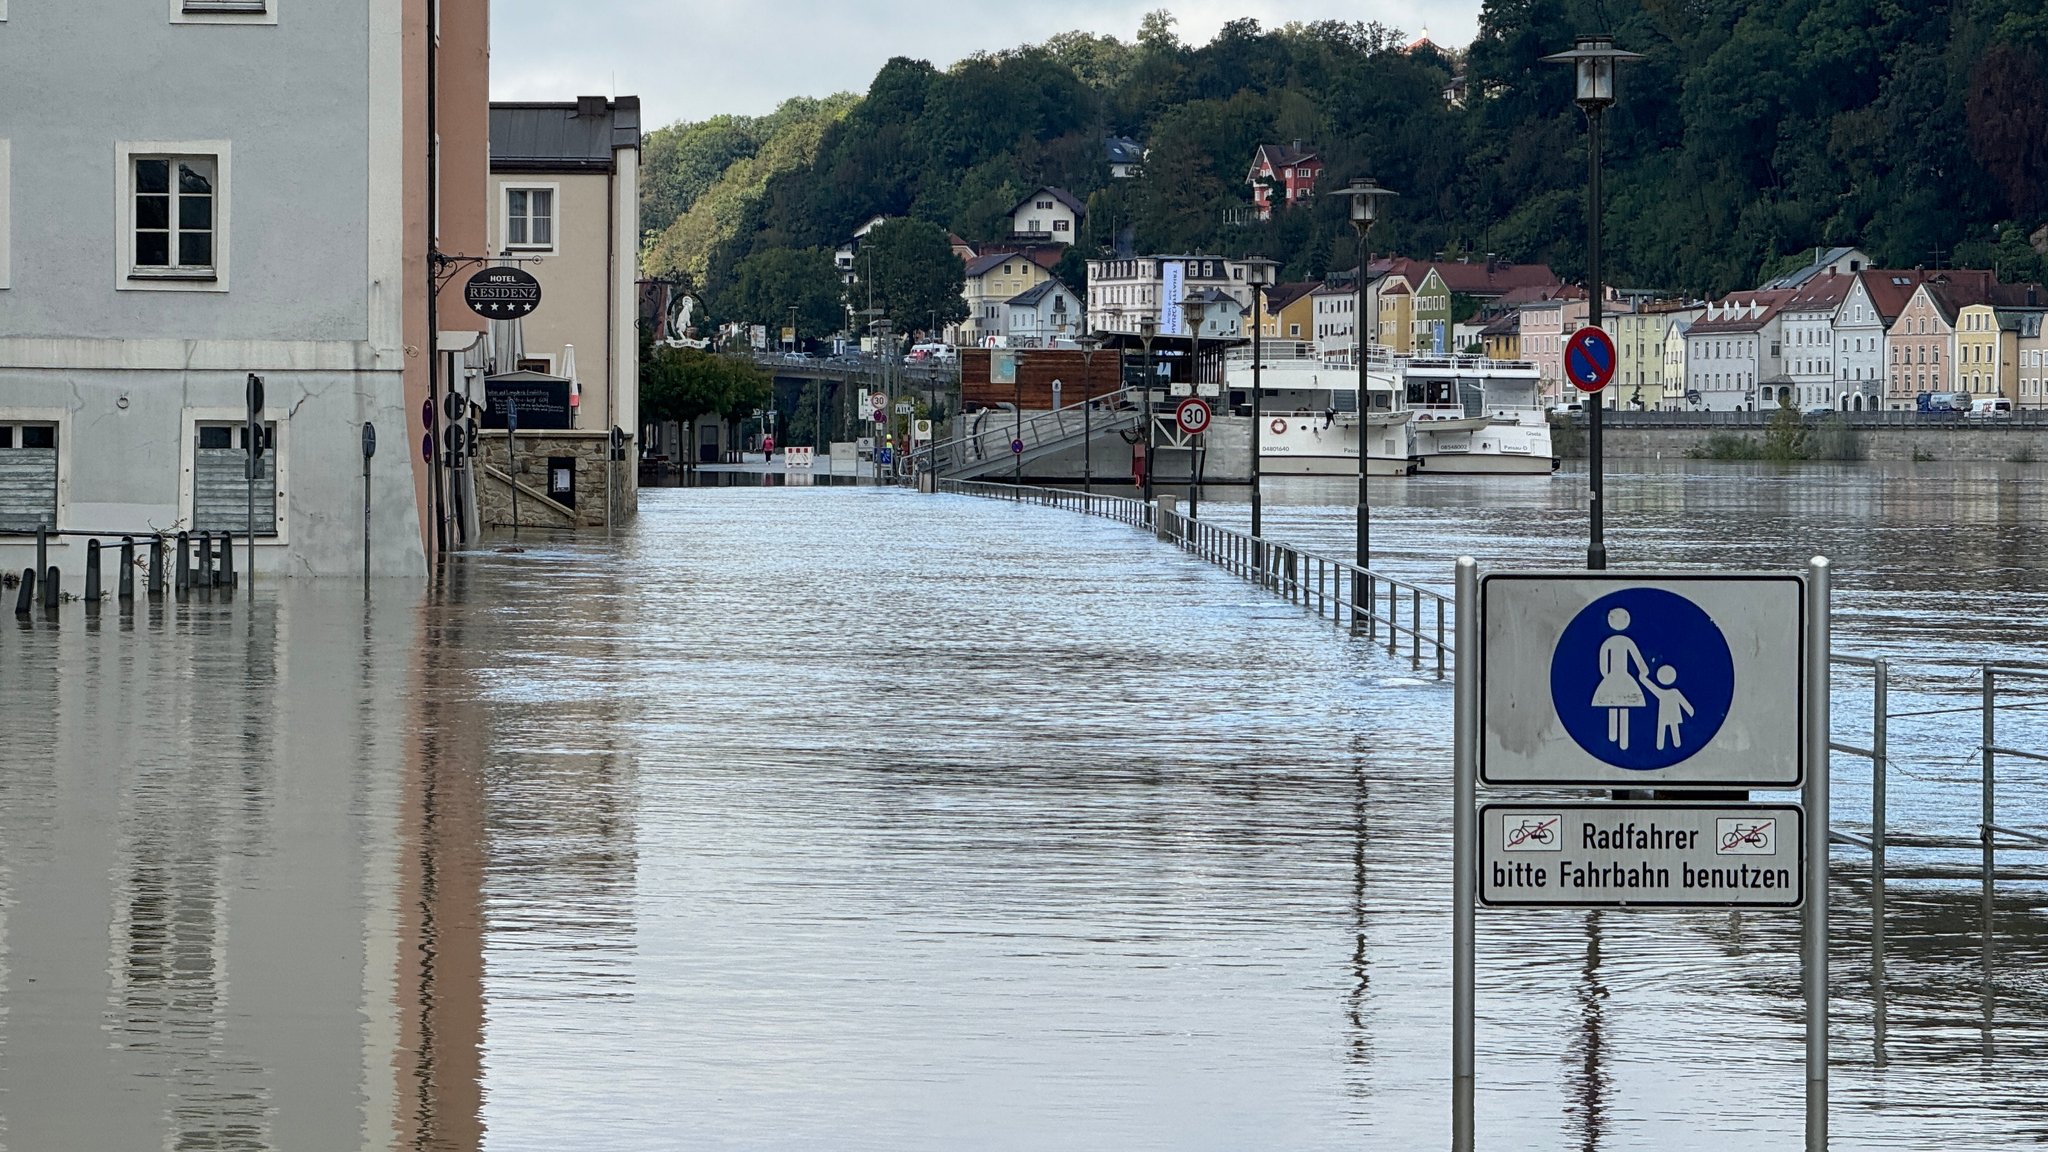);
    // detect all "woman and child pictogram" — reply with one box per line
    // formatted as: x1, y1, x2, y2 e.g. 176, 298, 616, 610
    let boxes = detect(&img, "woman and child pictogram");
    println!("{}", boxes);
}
1591, 607, 1694, 751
